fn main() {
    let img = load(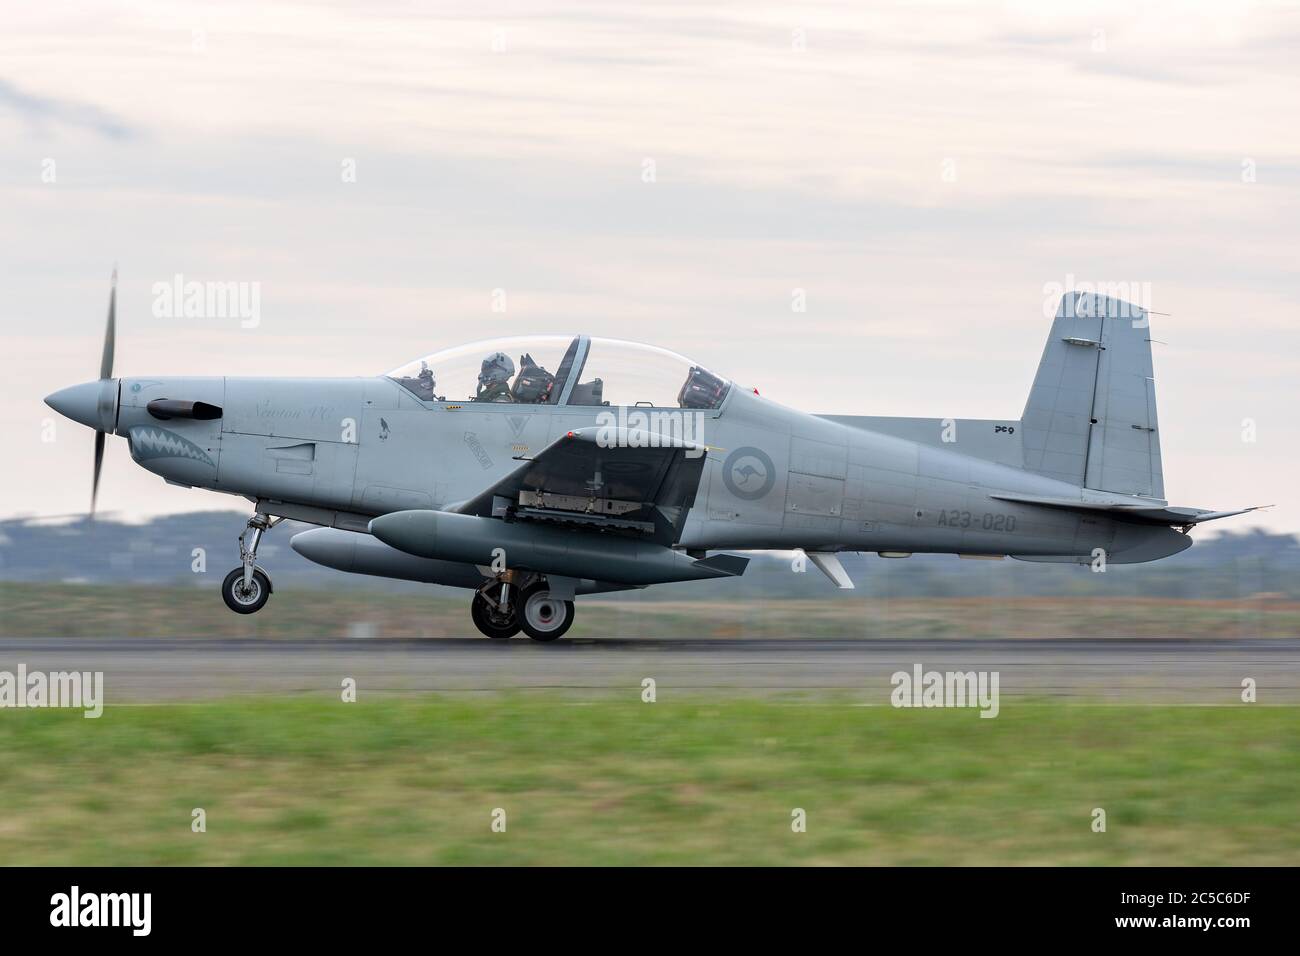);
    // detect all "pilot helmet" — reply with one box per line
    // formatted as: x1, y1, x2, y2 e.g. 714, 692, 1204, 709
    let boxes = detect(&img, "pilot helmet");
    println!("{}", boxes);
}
478, 351, 515, 386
